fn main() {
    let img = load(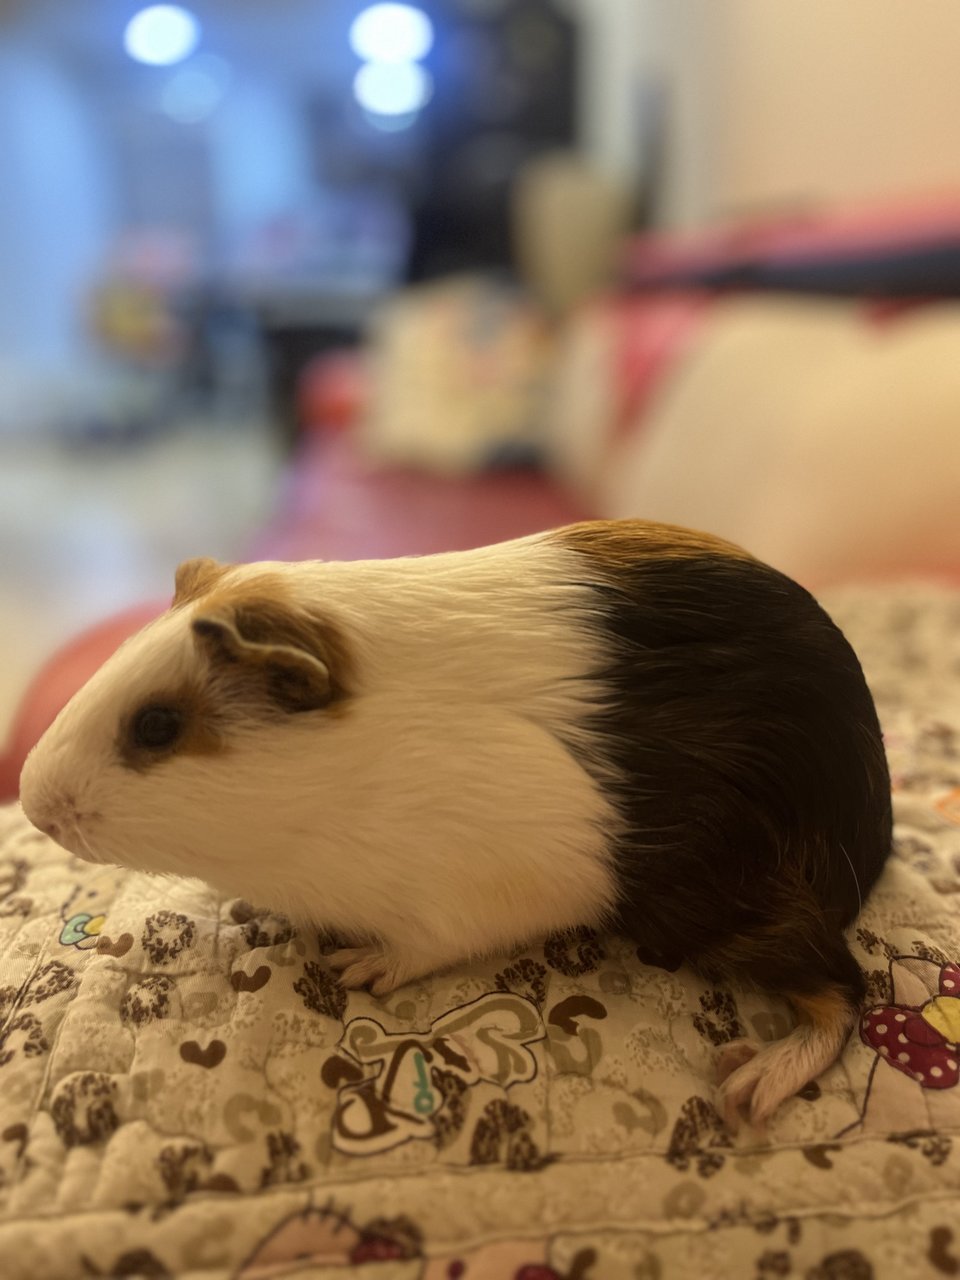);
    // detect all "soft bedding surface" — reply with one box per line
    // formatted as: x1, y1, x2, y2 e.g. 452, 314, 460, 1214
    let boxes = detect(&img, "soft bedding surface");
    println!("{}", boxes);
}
1, 586, 959, 1280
